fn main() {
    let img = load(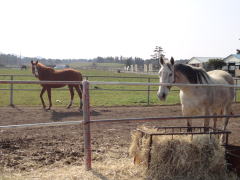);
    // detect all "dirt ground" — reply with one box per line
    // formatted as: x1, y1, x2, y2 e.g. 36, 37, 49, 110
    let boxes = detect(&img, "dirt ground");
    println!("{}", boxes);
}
0, 104, 240, 172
